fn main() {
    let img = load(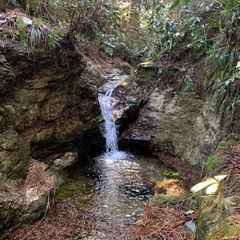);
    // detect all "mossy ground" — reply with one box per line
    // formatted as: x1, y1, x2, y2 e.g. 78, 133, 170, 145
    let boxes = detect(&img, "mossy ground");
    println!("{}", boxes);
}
56, 174, 96, 209
56, 179, 84, 198
163, 164, 181, 179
